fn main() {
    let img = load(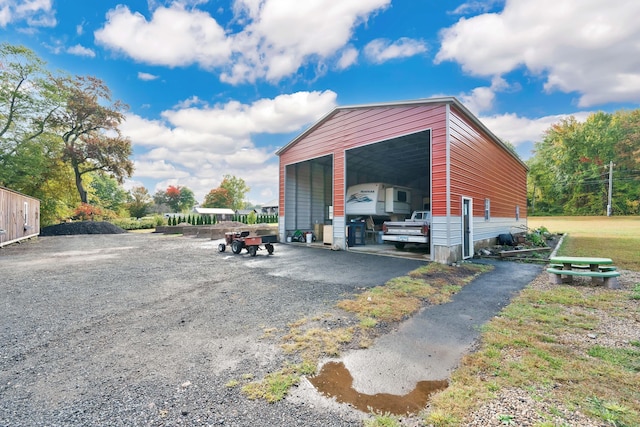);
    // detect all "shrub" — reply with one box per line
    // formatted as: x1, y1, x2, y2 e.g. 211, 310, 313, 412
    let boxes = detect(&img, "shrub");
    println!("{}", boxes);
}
247, 211, 257, 225
73, 203, 104, 221
110, 217, 157, 230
